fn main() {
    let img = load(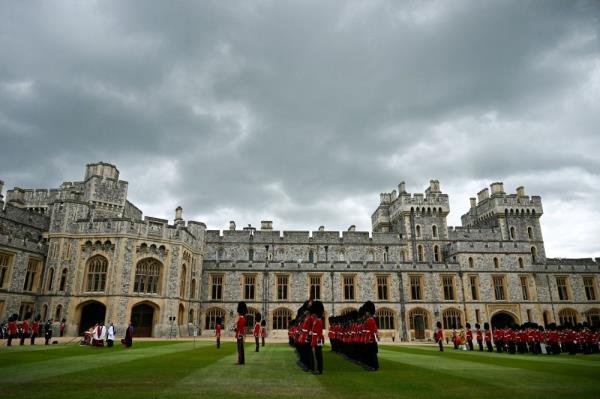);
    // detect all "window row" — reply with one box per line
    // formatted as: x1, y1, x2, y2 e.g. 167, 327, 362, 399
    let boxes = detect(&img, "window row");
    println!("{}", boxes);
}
216, 246, 402, 263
